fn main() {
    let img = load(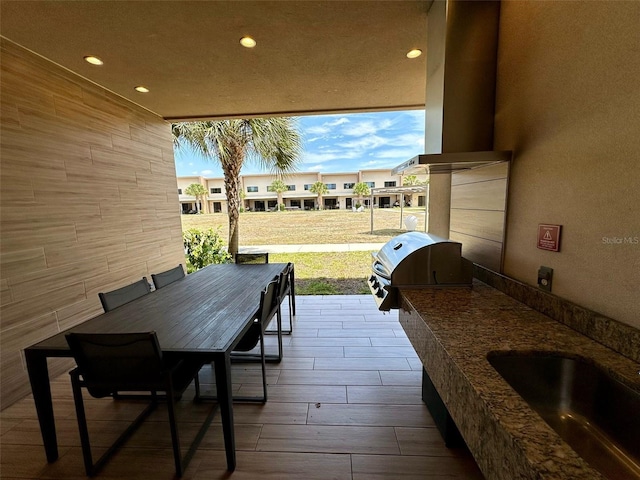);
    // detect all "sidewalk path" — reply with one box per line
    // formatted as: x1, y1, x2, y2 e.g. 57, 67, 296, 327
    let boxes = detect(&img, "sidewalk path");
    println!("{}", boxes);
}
239, 243, 385, 253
